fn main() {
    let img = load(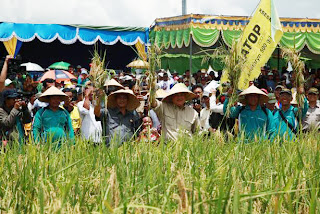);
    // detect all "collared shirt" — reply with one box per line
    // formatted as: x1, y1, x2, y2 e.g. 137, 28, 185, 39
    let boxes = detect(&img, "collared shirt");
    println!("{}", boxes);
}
224, 98, 275, 141
273, 97, 308, 140
153, 100, 200, 141
97, 107, 141, 146
77, 100, 102, 143
302, 103, 320, 131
